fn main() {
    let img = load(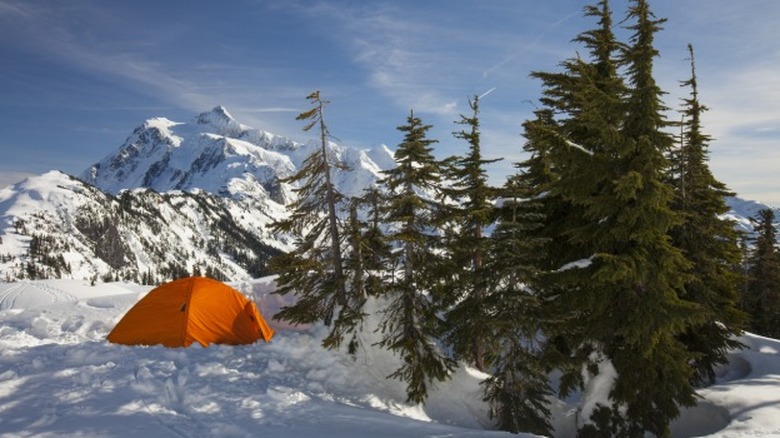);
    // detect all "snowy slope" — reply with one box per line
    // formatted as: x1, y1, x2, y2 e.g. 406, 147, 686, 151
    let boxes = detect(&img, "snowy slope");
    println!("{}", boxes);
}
1, 278, 780, 437
724, 196, 780, 236
0, 171, 285, 283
